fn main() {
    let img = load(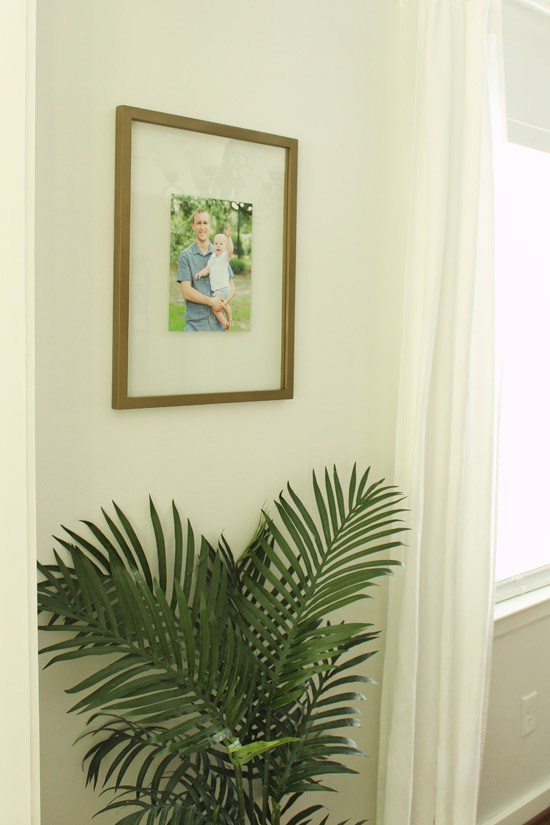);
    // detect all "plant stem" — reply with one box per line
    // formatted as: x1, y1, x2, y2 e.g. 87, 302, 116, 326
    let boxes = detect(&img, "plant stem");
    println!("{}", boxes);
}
234, 759, 247, 825
247, 773, 257, 825
261, 752, 270, 825
261, 708, 272, 825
